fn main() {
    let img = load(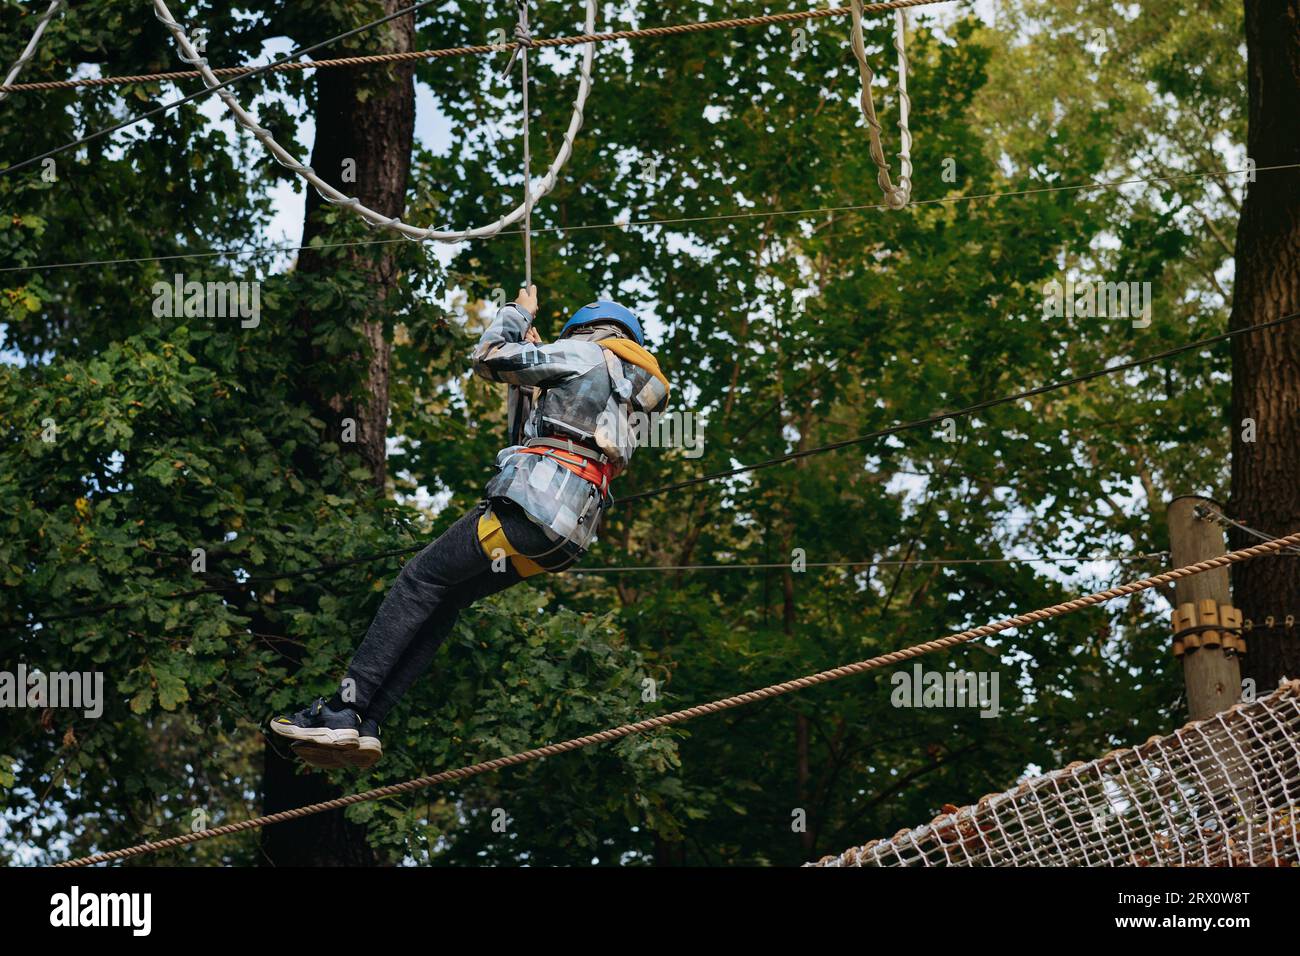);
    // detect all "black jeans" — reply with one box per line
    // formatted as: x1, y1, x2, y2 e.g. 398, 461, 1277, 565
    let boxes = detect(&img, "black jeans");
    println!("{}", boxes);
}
339, 499, 580, 724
